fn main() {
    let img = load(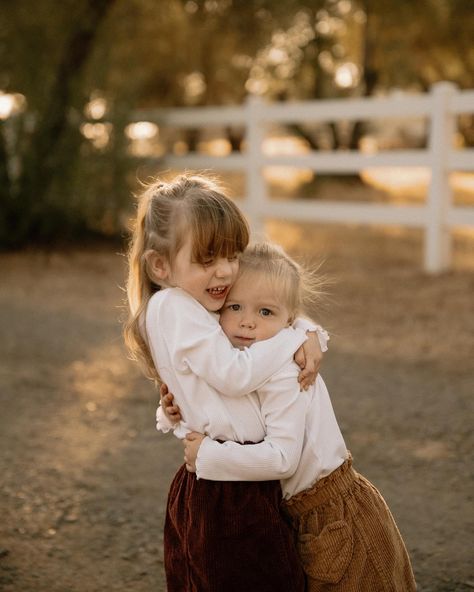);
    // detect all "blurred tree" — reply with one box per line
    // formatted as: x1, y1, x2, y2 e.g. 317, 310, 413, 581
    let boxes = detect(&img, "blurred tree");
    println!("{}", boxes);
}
246, 0, 474, 148
0, 0, 116, 246
90, 0, 284, 151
